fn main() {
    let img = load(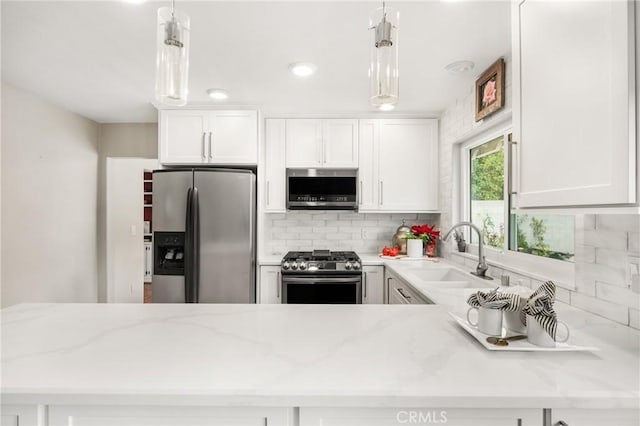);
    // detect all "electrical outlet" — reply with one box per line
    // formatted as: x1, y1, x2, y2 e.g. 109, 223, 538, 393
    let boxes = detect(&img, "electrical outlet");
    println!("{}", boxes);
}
627, 255, 640, 287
